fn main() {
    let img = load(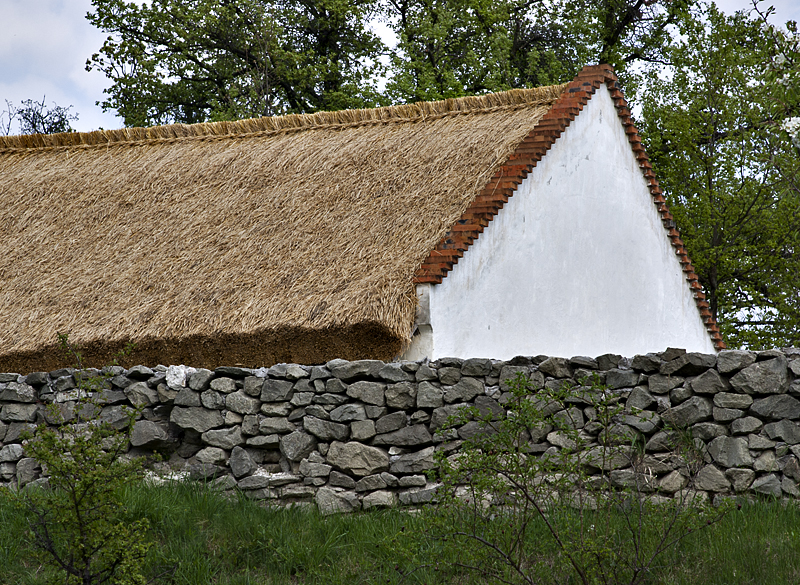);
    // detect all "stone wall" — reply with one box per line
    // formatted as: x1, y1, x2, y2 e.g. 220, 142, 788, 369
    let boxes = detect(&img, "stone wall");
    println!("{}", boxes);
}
1, 348, 800, 512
